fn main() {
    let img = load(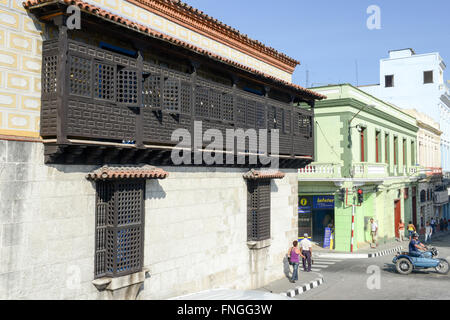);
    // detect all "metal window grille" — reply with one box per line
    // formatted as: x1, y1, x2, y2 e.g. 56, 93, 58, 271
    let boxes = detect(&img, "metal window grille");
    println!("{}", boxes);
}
95, 180, 145, 278
247, 180, 271, 241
